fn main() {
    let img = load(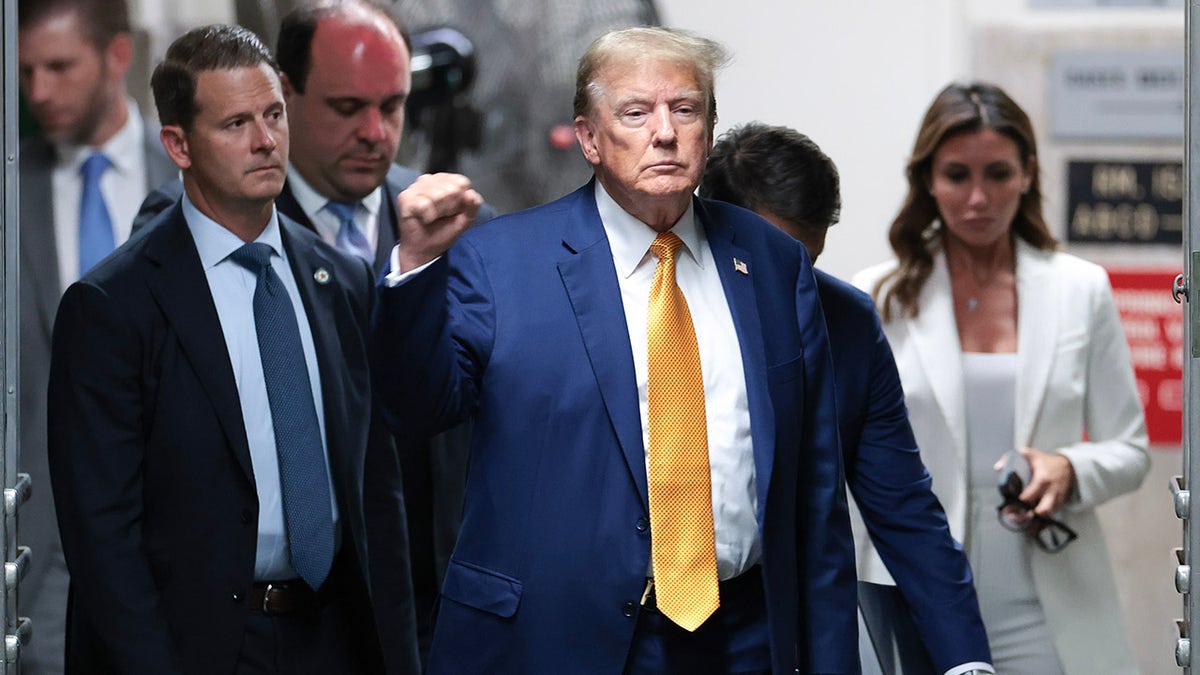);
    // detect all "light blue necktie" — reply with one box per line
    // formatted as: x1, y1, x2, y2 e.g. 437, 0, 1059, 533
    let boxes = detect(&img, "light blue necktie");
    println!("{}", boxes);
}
325, 200, 373, 263
228, 242, 335, 590
78, 153, 115, 277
